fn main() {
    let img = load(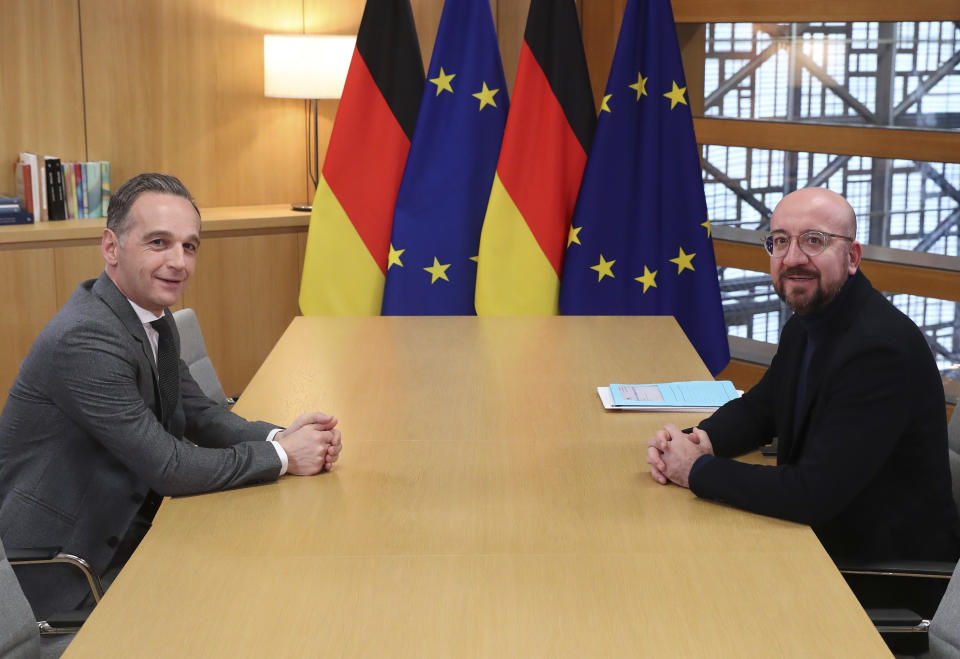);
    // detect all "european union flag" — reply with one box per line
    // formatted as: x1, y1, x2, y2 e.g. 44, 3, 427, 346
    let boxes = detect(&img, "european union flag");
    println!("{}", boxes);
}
381, 0, 508, 314
558, 0, 730, 375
